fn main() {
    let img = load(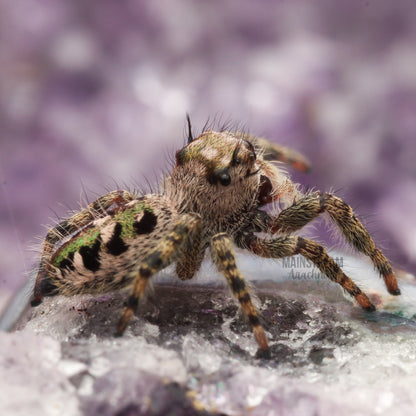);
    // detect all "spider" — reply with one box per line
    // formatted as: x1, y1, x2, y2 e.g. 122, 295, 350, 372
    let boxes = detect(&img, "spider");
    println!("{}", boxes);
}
31, 118, 400, 358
